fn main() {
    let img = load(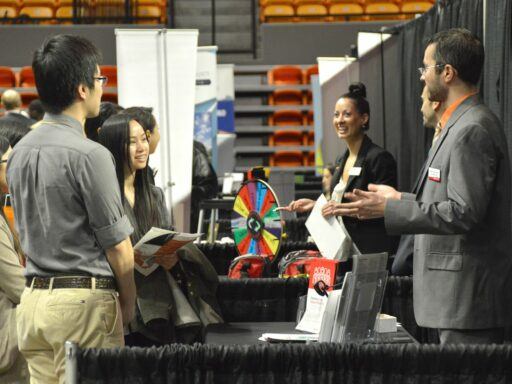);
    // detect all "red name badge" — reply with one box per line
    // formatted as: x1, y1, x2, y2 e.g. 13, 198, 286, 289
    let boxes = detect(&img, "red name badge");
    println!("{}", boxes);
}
428, 167, 441, 182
